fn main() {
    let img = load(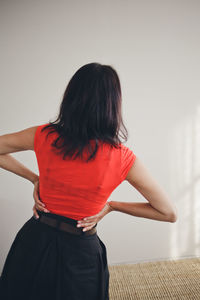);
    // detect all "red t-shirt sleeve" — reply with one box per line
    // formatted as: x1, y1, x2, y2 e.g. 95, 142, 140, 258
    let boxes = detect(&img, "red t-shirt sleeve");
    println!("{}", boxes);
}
34, 123, 48, 152
120, 144, 136, 183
